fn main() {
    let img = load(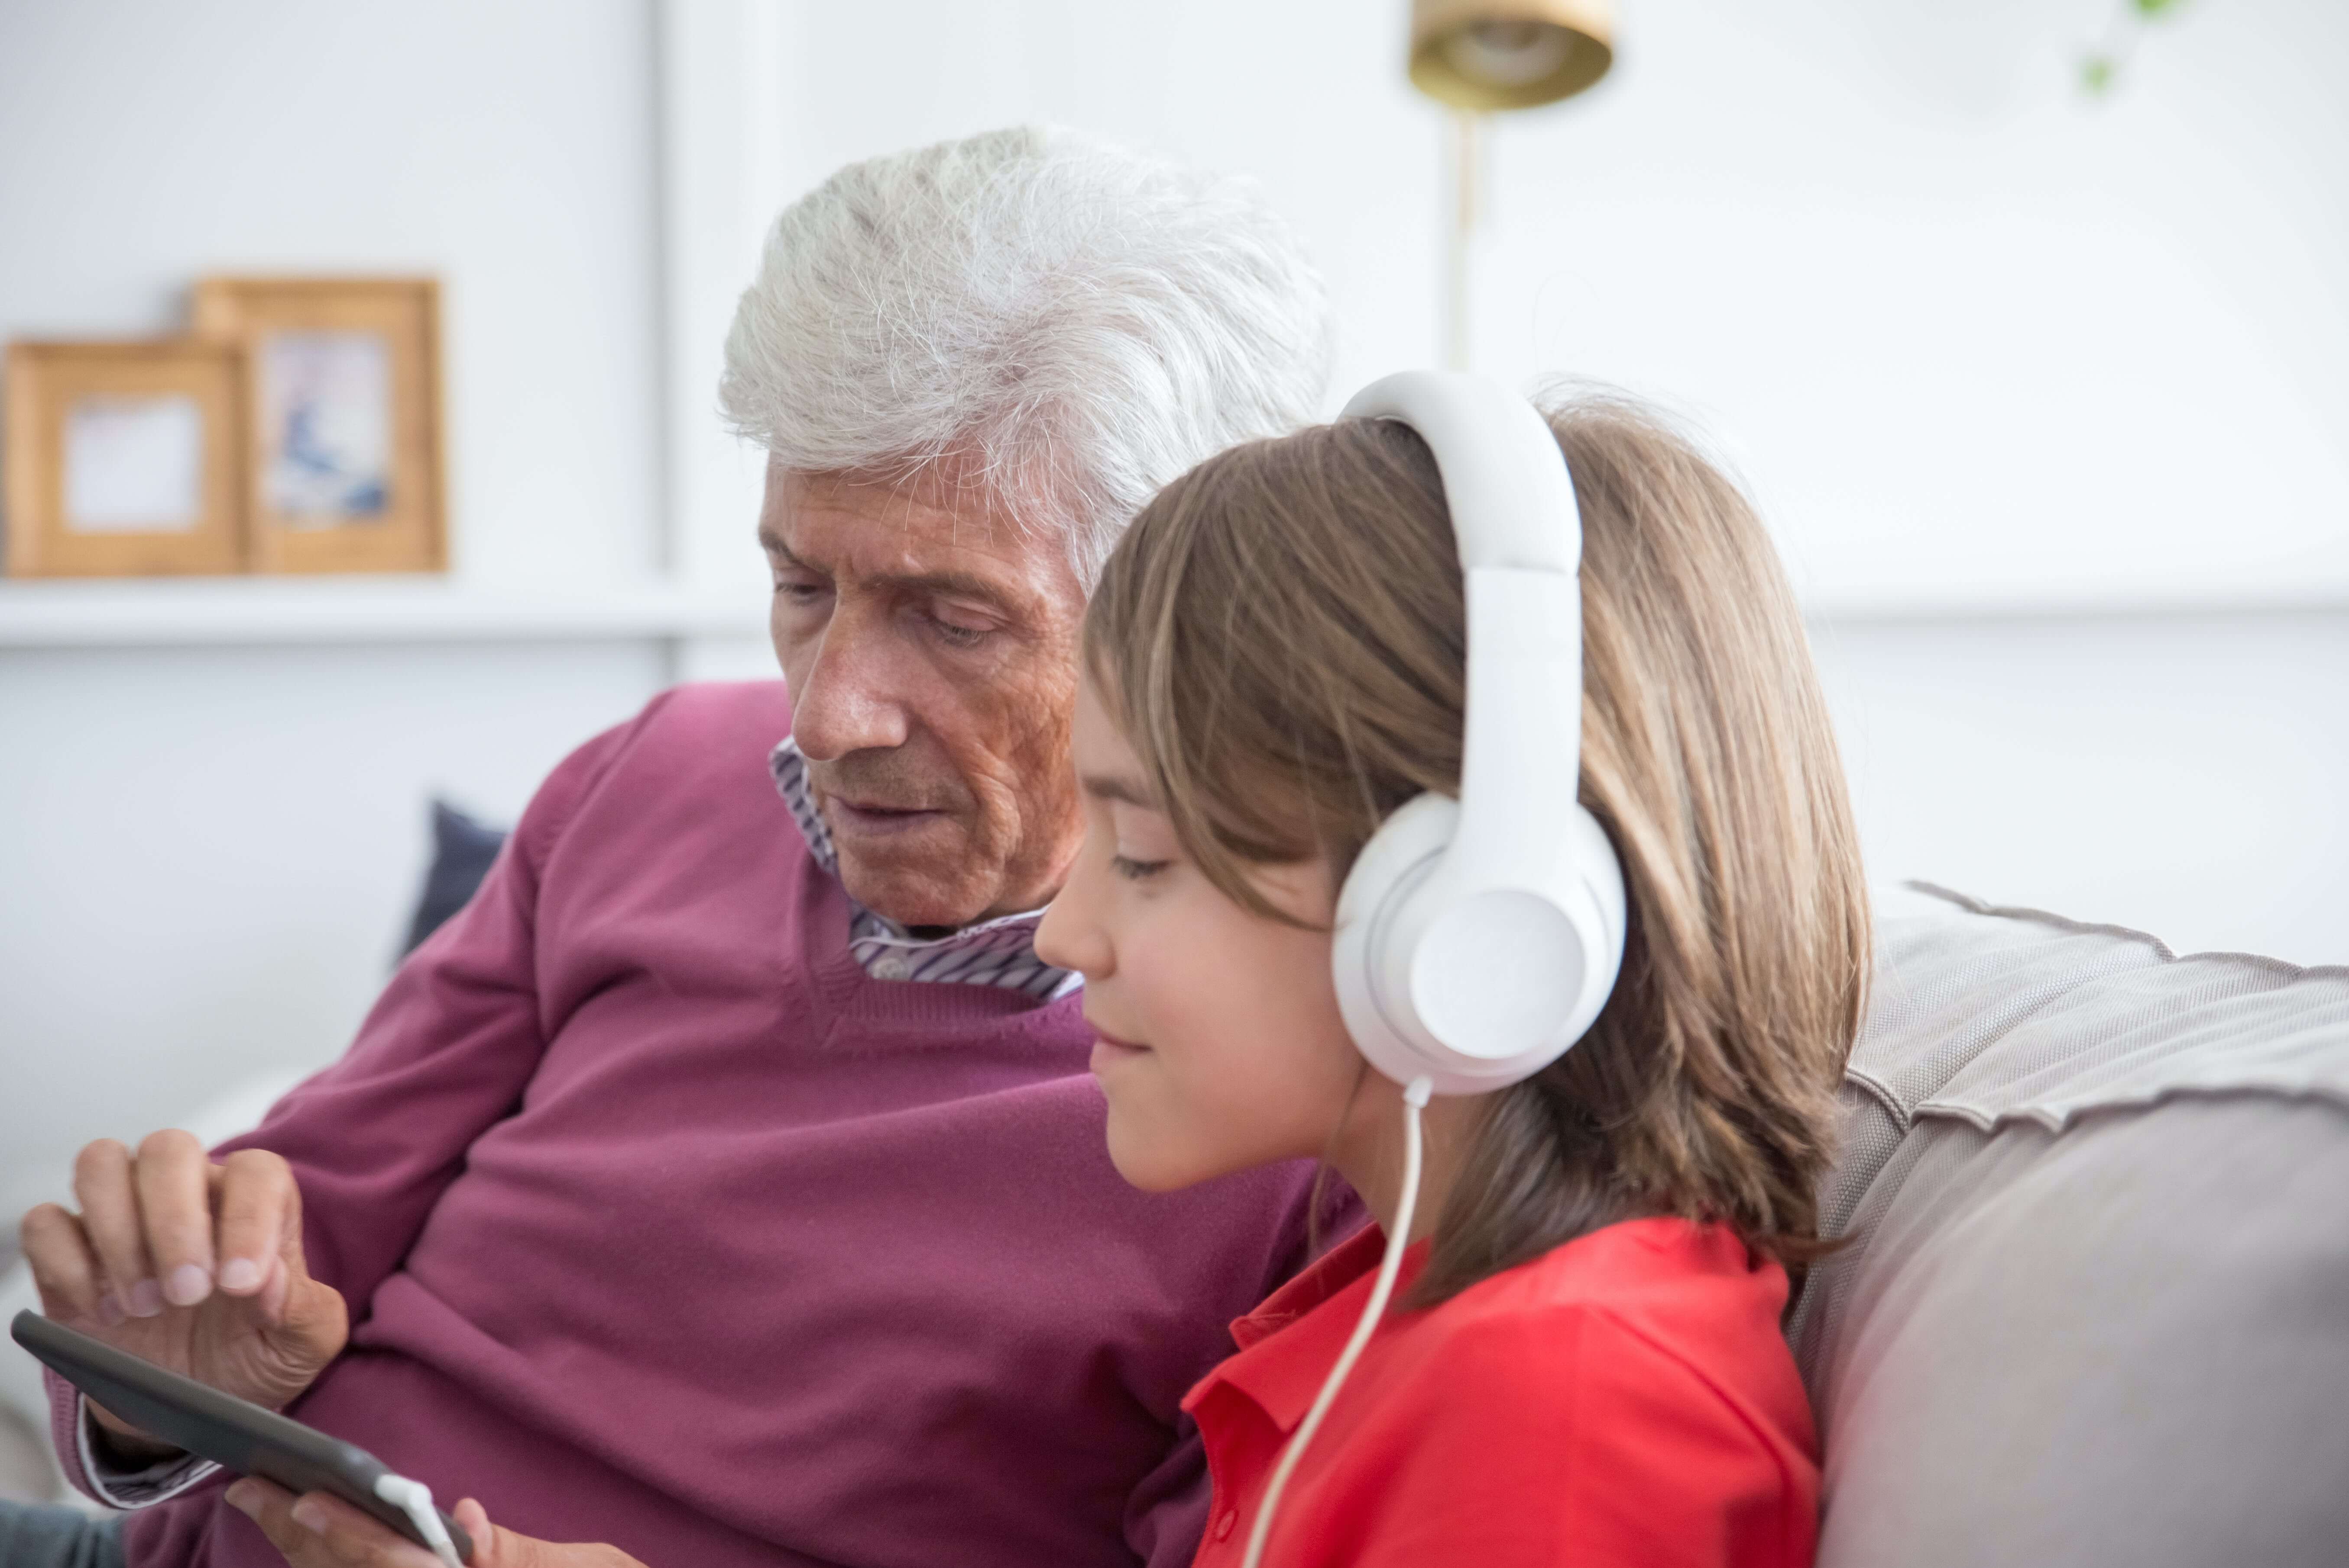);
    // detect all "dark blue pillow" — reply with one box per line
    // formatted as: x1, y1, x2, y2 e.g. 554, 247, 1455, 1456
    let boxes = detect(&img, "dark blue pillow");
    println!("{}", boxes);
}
402, 799, 509, 957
